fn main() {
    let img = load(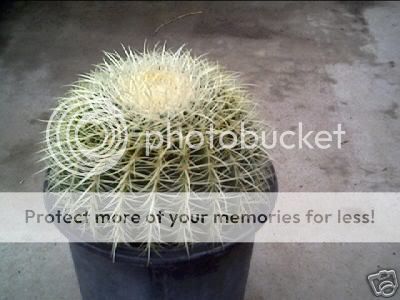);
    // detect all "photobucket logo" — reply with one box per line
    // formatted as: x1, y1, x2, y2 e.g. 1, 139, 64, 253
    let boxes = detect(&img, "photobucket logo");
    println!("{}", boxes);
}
46, 99, 128, 176
145, 122, 346, 155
